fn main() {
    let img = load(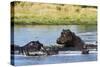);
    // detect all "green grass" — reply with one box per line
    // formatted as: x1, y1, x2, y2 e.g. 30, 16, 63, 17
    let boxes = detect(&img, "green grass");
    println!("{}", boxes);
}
11, 1, 97, 25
